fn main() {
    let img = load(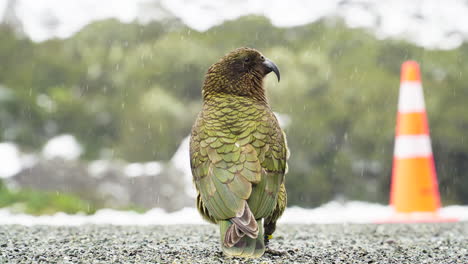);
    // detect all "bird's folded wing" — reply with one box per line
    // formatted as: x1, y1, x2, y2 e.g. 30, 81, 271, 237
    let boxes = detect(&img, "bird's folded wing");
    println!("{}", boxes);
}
247, 123, 287, 218
192, 135, 262, 219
